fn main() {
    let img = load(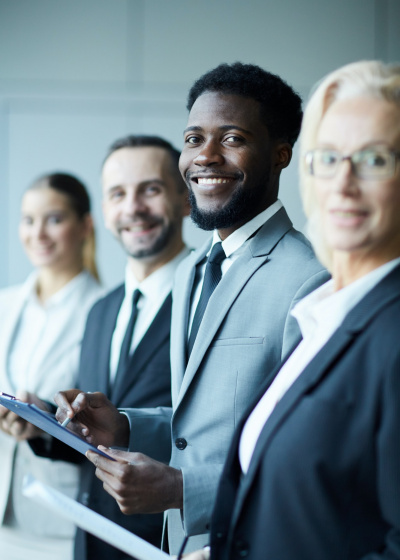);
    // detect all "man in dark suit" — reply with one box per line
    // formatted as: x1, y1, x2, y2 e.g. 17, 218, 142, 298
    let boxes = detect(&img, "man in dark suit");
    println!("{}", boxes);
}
31, 134, 190, 560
